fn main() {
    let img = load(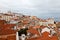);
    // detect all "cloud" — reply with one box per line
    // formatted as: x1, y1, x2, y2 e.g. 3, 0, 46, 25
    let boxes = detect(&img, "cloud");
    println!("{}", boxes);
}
0, 0, 60, 17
